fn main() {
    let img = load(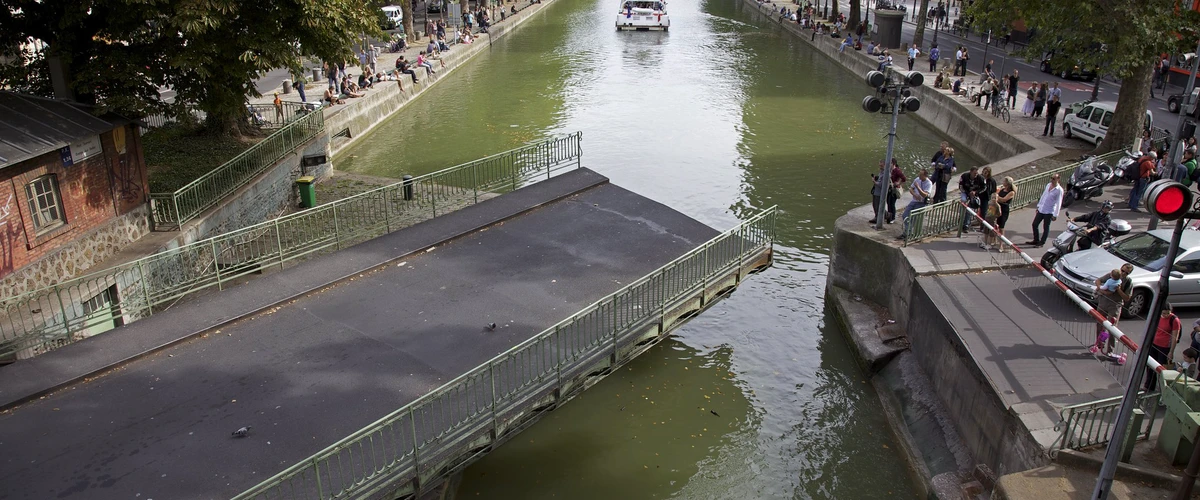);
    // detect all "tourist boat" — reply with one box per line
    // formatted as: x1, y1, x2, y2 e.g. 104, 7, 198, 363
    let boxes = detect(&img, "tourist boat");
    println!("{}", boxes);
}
616, 0, 669, 31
